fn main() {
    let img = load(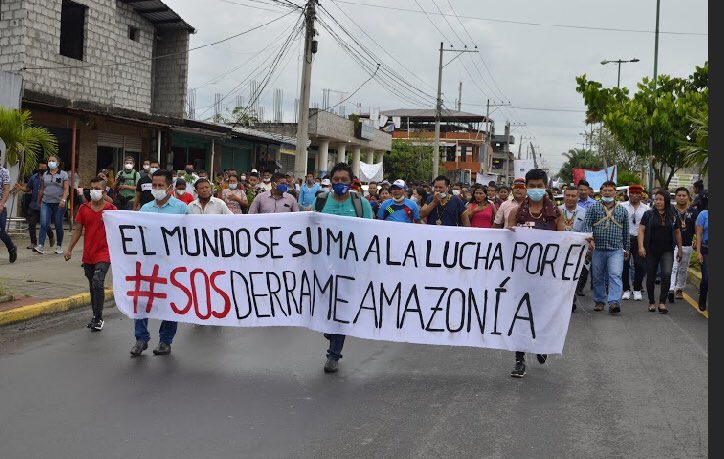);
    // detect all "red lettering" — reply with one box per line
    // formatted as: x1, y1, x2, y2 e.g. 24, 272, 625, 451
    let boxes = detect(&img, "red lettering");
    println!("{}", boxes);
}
190, 269, 212, 320
169, 267, 192, 314
210, 271, 231, 319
